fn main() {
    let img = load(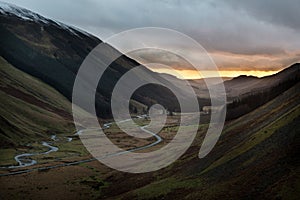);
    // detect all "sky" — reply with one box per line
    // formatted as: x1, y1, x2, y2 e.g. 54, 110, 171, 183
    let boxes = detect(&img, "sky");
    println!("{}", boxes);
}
3, 0, 300, 78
